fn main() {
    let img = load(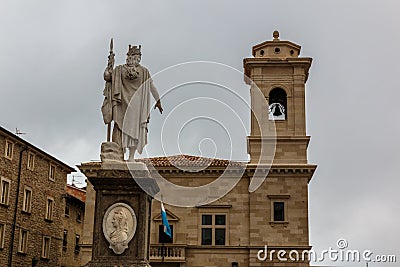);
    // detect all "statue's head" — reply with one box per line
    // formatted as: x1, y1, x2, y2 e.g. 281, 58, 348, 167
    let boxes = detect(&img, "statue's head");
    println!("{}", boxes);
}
126, 45, 141, 67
